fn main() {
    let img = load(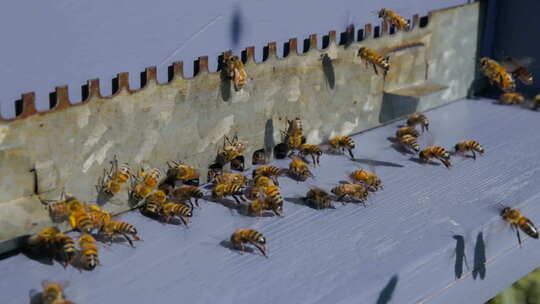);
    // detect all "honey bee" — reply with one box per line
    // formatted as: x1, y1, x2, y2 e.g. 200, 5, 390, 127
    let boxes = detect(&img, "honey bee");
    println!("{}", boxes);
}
253, 175, 274, 187
399, 134, 420, 152
499, 92, 525, 105
41, 280, 69, 304
218, 135, 247, 167
298, 143, 322, 166
358, 47, 389, 76
78, 234, 99, 270
54, 233, 77, 268
46, 195, 86, 221
331, 183, 370, 205
100, 221, 141, 247
96, 155, 131, 196
252, 185, 284, 216
288, 156, 313, 181
68, 209, 94, 234
282, 117, 305, 151
27, 227, 60, 250
247, 198, 273, 217
252, 149, 268, 165
171, 185, 204, 208
406, 113, 429, 132
88, 209, 111, 231
349, 169, 383, 191
214, 171, 249, 186
230, 229, 268, 257
131, 167, 162, 201
252, 165, 283, 186
377, 8, 409, 30
395, 126, 420, 138
480, 57, 515, 92
501, 206, 539, 246
329, 136, 356, 159
454, 140, 484, 160
501, 56, 534, 85
304, 186, 333, 209
166, 161, 200, 185
419, 146, 452, 168
224, 55, 248, 91
212, 183, 246, 204
142, 190, 167, 216
161, 202, 193, 226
